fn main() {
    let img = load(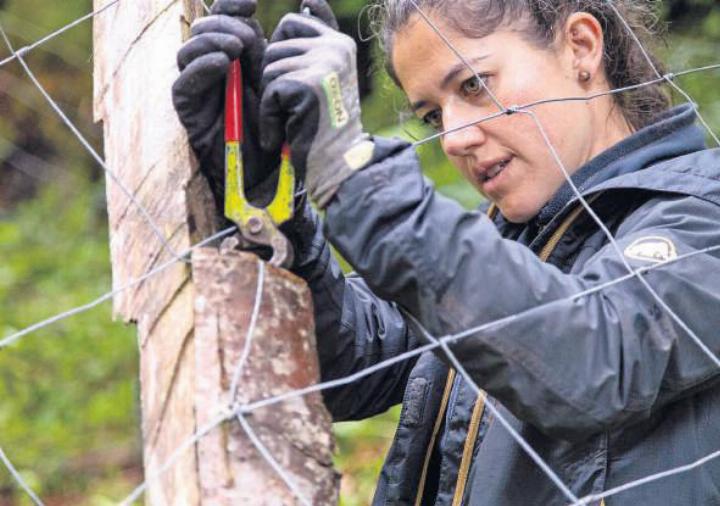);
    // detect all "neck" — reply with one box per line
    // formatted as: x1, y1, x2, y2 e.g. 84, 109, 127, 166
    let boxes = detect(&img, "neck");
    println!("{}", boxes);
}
586, 96, 635, 162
